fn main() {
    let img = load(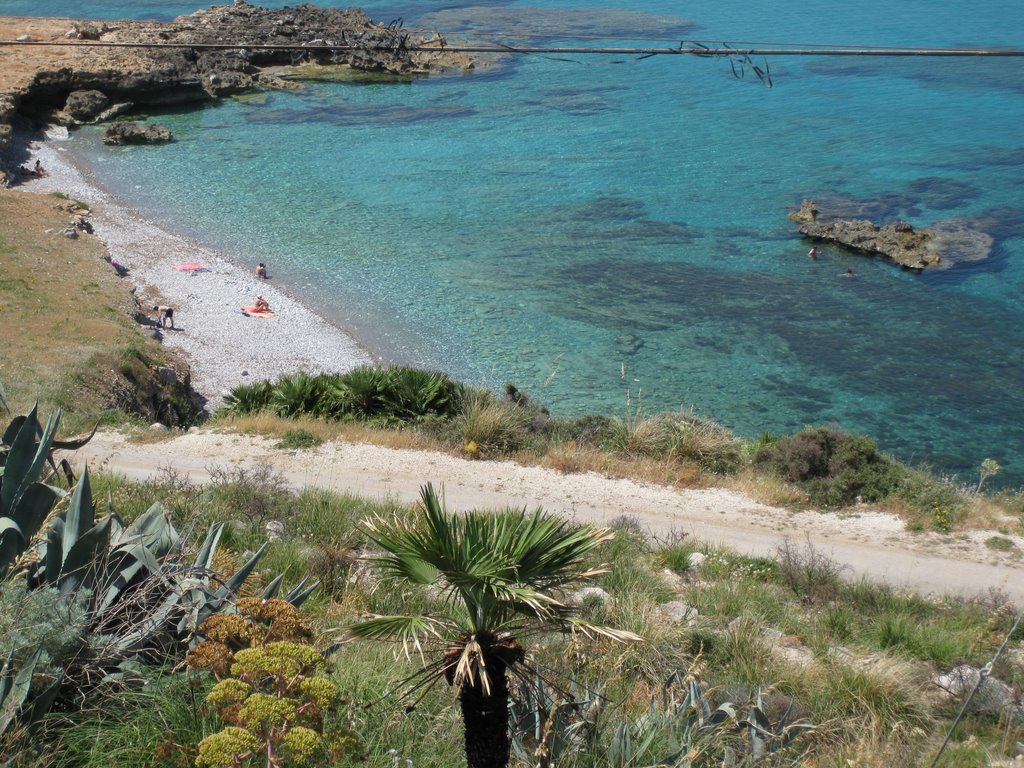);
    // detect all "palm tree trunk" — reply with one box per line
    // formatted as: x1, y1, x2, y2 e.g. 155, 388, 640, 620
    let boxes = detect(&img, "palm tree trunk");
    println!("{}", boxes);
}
458, 664, 511, 768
